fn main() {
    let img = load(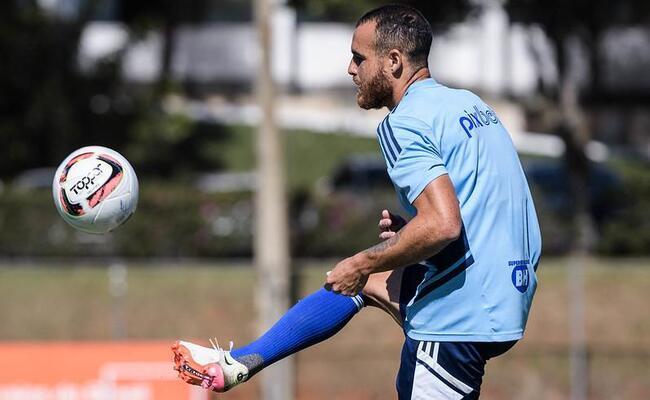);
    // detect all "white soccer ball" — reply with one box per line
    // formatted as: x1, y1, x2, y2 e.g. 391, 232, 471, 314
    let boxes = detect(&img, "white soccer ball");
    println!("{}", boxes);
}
52, 146, 139, 234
